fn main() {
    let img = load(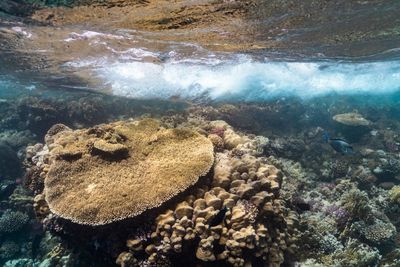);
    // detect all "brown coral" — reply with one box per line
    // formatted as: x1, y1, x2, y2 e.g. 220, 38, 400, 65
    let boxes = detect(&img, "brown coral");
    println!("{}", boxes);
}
332, 112, 371, 126
117, 120, 297, 267
26, 117, 297, 266
43, 118, 214, 225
